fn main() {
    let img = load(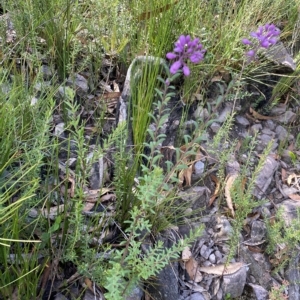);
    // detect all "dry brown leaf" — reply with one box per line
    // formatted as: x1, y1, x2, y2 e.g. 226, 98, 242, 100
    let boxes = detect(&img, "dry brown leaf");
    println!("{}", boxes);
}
100, 193, 116, 202
182, 247, 192, 262
195, 148, 203, 161
41, 204, 65, 220
210, 75, 222, 82
59, 175, 75, 198
82, 202, 95, 212
178, 159, 193, 189
84, 188, 113, 202
281, 168, 287, 183
101, 92, 121, 99
287, 142, 295, 151
225, 174, 238, 217
288, 194, 300, 201
185, 257, 202, 282
69, 176, 75, 197
208, 174, 220, 206
249, 107, 275, 120
84, 277, 93, 290
199, 262, 245, 275
248, 246, 264, 253
185, 165, 193, 187
287, 173, 300, 186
